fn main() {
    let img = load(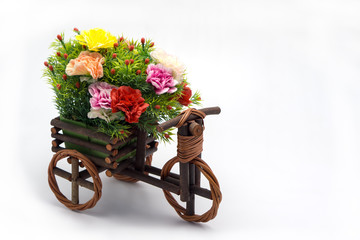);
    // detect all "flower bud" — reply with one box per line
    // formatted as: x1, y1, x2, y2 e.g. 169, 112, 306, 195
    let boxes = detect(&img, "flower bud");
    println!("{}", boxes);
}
136, 70, 141, 75
82, 45, 87, 49
112, 53, 117, 59
64, 53, 68, 59
114, 42, 119, 48
141, 38, 145, 44
149, 42, 154, 47
129, 45, 134, 51
164, 133, 170, 139
119, 37, 124, 42
44, 61, 49, 67
57, 34, 62, 41
56, 84, 61, 90
130, 59, 134, 64
144, 58, 150, 64
167, 105, 172, 110
62, 74, 67, 80
154, 105, 161, 109
49, 65, 54, 71
120, 130, 125, 134
125, 59, 130, 66
56, 52, 61, 57
75, 82, 80, 88
111, 68, 116, 75
73, 27, 79, 32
